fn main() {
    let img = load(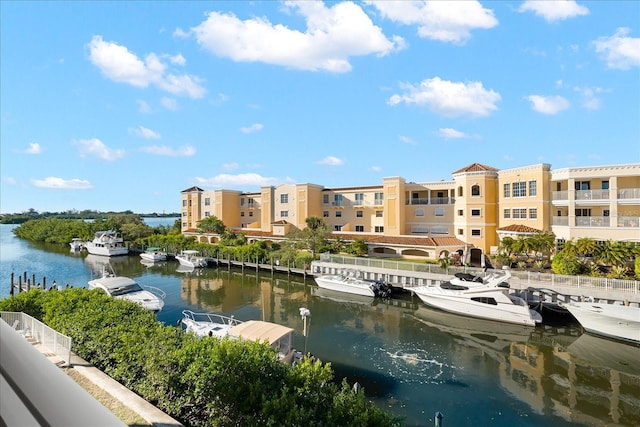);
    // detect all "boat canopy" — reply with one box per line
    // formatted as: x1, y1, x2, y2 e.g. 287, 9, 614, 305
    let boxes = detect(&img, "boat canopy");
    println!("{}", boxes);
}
229, 320, 294, 345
